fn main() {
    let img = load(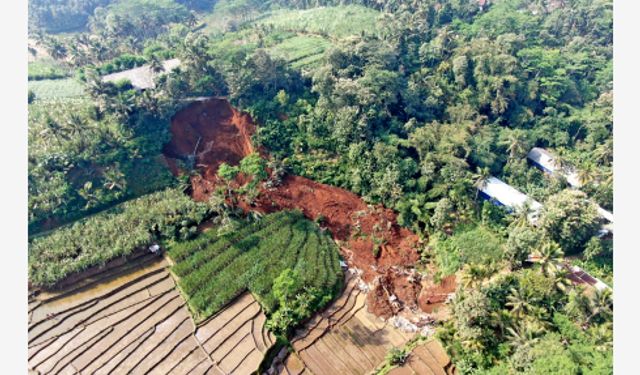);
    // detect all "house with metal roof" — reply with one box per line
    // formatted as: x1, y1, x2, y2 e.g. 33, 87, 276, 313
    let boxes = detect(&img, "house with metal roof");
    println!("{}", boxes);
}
478, 176, 544, 223
527, 147, 582, 188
